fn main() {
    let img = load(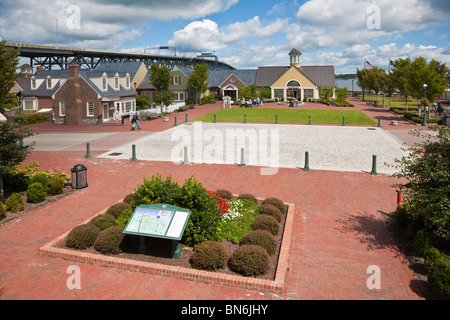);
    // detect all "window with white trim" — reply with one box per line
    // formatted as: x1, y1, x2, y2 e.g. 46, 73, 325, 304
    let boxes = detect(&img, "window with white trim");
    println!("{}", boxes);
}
87, 101, 94, 116
46, 77, 52, 89
115, 77, 119, 90
102, 77, 107, 91
31, 77, 36, 90
24, 100, 37, 111
59, 101, 66, 116
126, 77, 130, 89
125, 101, 131, 113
